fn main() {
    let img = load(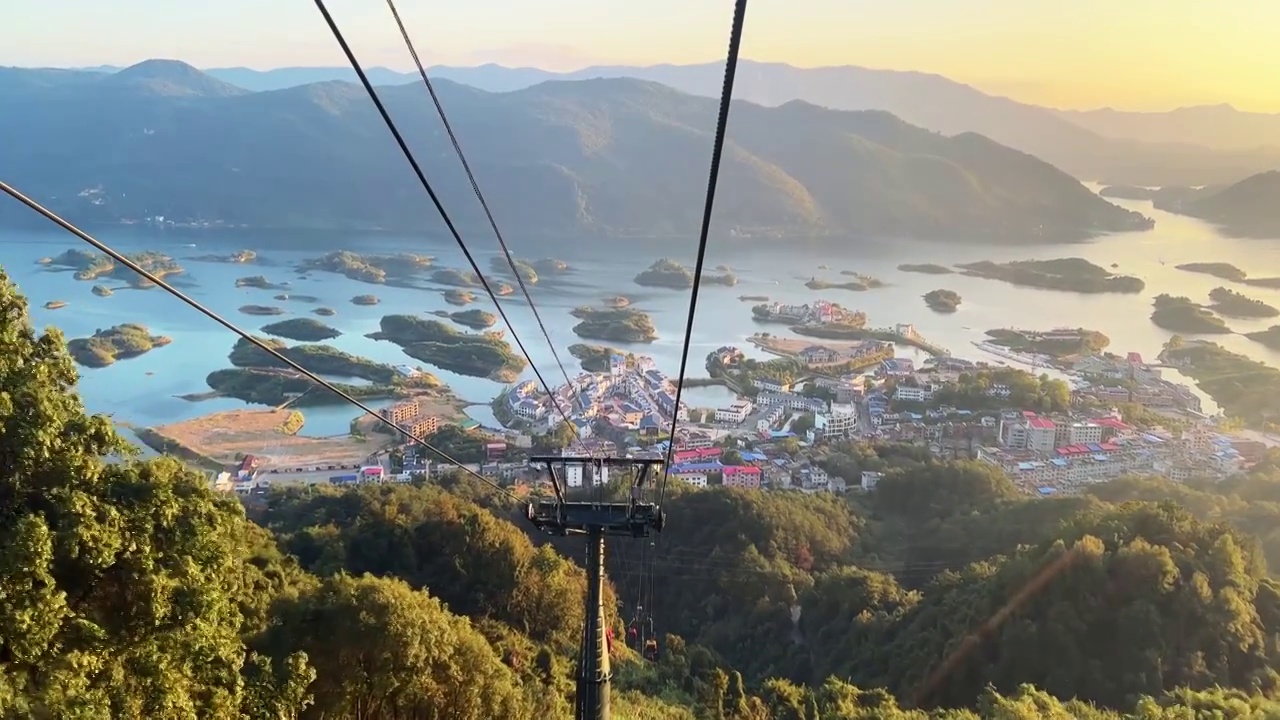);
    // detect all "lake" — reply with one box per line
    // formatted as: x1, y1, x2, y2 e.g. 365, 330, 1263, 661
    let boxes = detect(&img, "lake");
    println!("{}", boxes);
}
7, 187, 1280, 436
